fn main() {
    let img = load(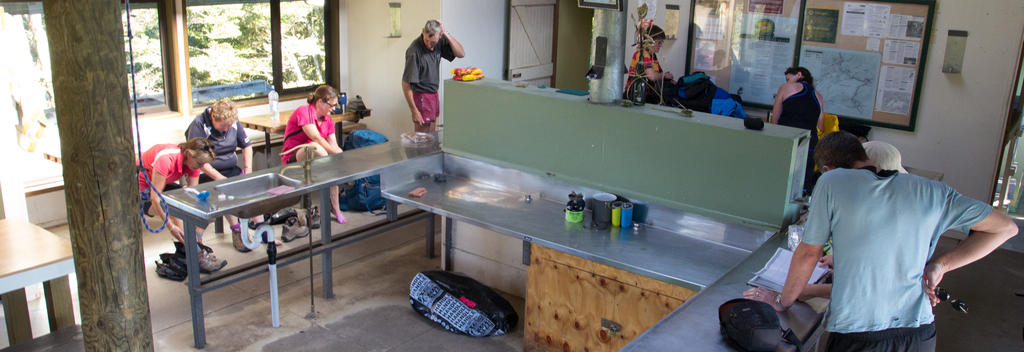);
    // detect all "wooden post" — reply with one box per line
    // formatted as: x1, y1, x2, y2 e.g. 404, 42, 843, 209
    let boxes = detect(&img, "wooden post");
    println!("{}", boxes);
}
42, 1, 154, 351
